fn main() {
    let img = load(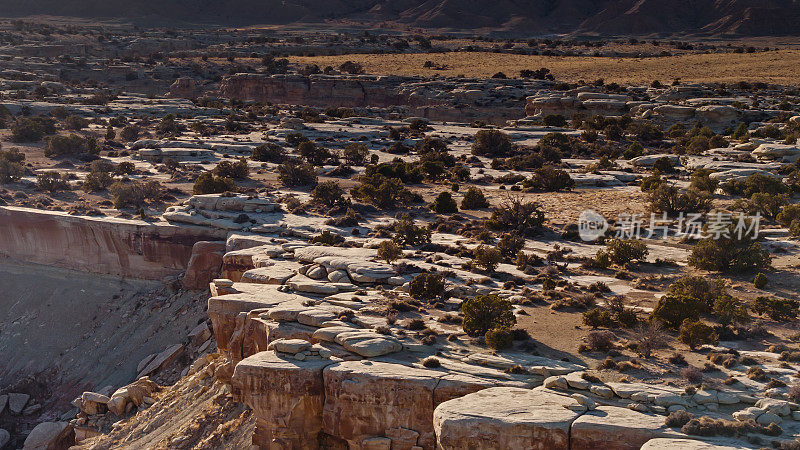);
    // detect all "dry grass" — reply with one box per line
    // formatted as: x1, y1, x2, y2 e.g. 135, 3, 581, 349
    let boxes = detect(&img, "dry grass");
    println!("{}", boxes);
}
288, 50, 800, 84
